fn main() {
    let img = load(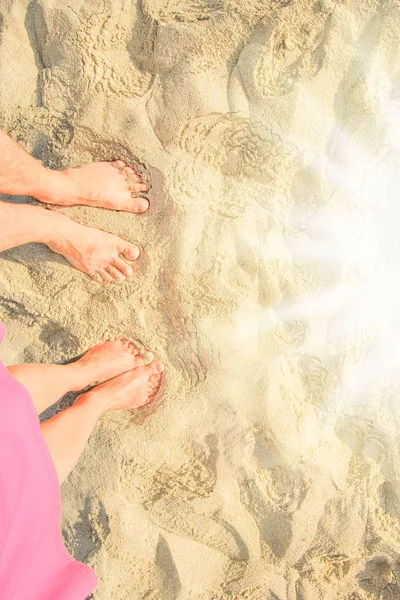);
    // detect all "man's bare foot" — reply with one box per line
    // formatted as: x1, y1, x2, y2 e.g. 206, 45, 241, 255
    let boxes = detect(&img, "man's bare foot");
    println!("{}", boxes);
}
82, 360, 165, 412
46, 213, 140, 282
38, 160, 150, 214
